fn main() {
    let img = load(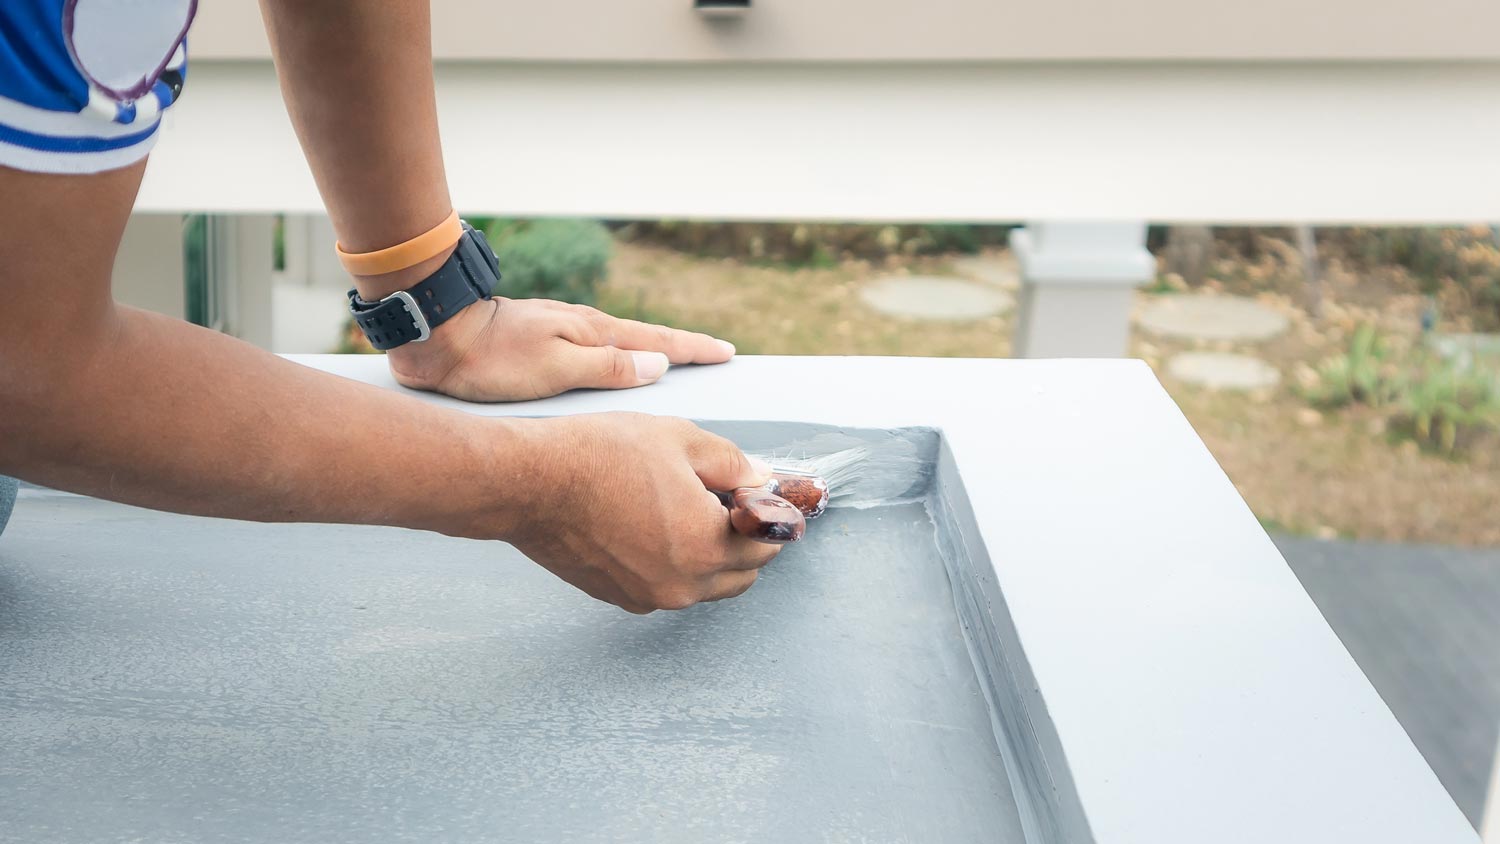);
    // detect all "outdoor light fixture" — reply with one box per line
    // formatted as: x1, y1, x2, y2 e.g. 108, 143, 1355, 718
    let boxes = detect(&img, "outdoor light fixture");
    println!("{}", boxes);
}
695, 0, 751, 17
